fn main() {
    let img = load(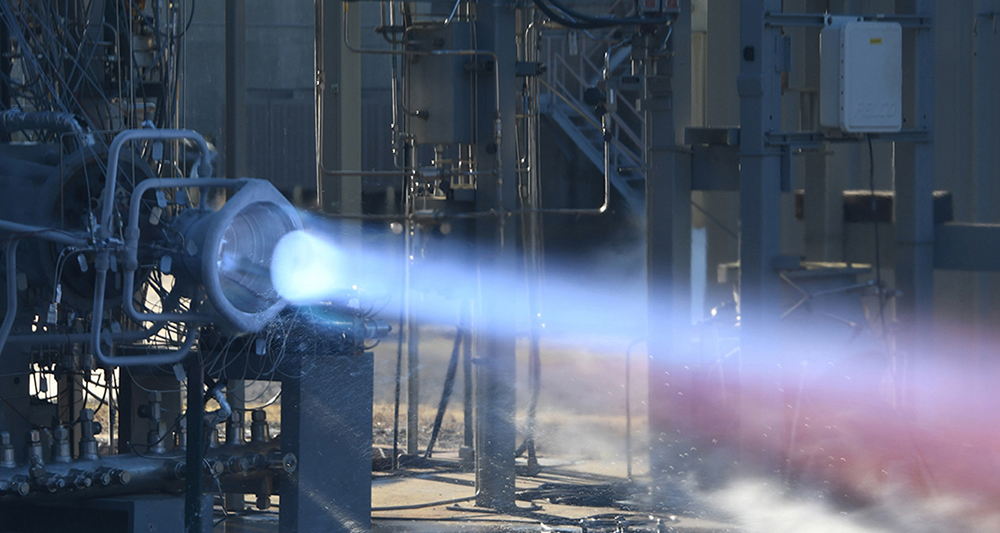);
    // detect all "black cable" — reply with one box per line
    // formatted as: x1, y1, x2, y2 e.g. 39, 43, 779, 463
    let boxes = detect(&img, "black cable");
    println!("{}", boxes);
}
531, 0, 610, 30
372, 493, 479, 512
544, 0, 669, 26
867, 134, 887, 338
624, 337, 646, 481
424, 326, 462, 459
391, 250, 407, 469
